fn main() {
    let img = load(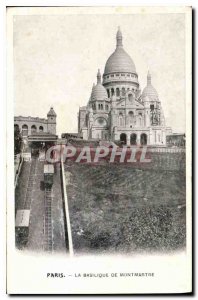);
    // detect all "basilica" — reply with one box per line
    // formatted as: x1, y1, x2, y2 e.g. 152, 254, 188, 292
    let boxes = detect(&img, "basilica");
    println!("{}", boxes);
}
78, 27, 172, 146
